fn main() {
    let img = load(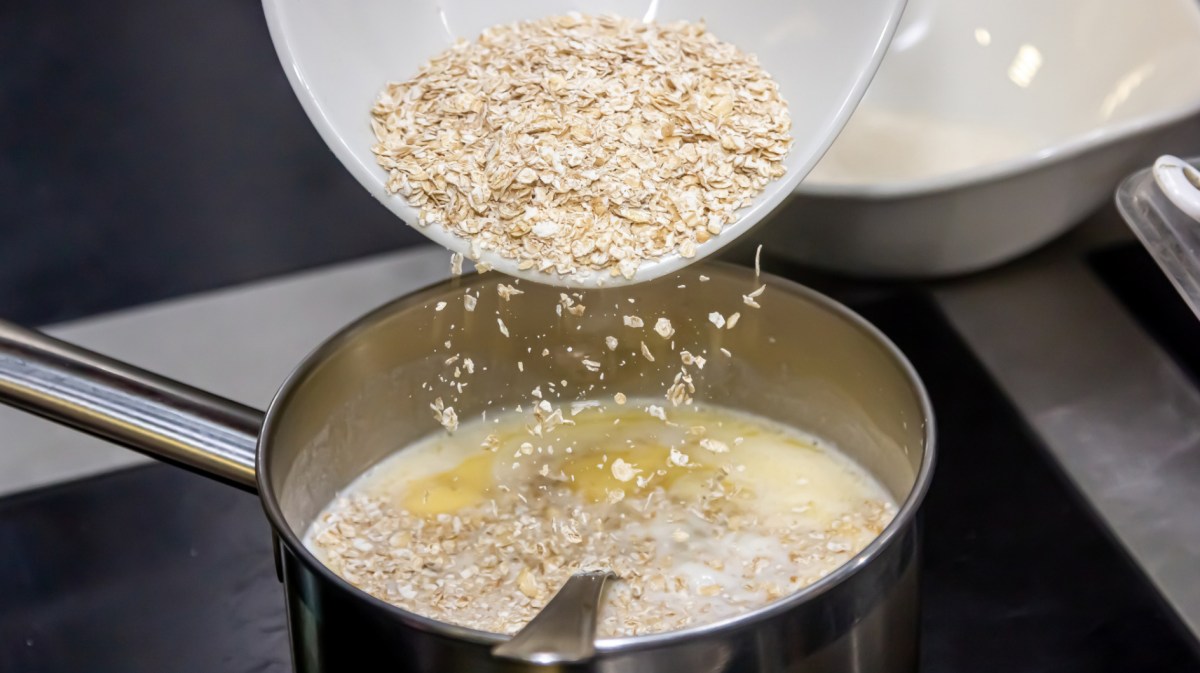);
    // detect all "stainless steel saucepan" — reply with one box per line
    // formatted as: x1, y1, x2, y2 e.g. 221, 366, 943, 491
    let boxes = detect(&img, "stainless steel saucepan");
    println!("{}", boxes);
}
0, 263, 934, 672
